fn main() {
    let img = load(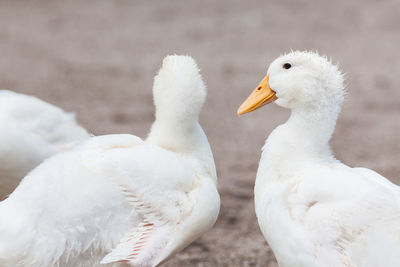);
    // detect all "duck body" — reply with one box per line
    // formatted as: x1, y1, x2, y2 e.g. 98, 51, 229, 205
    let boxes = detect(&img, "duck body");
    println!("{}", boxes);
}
0, 90, 89, 199
256, 120, 400, 267
0, 55, 219, 266
238, 51, 400, 267
0, 133, 219, 267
